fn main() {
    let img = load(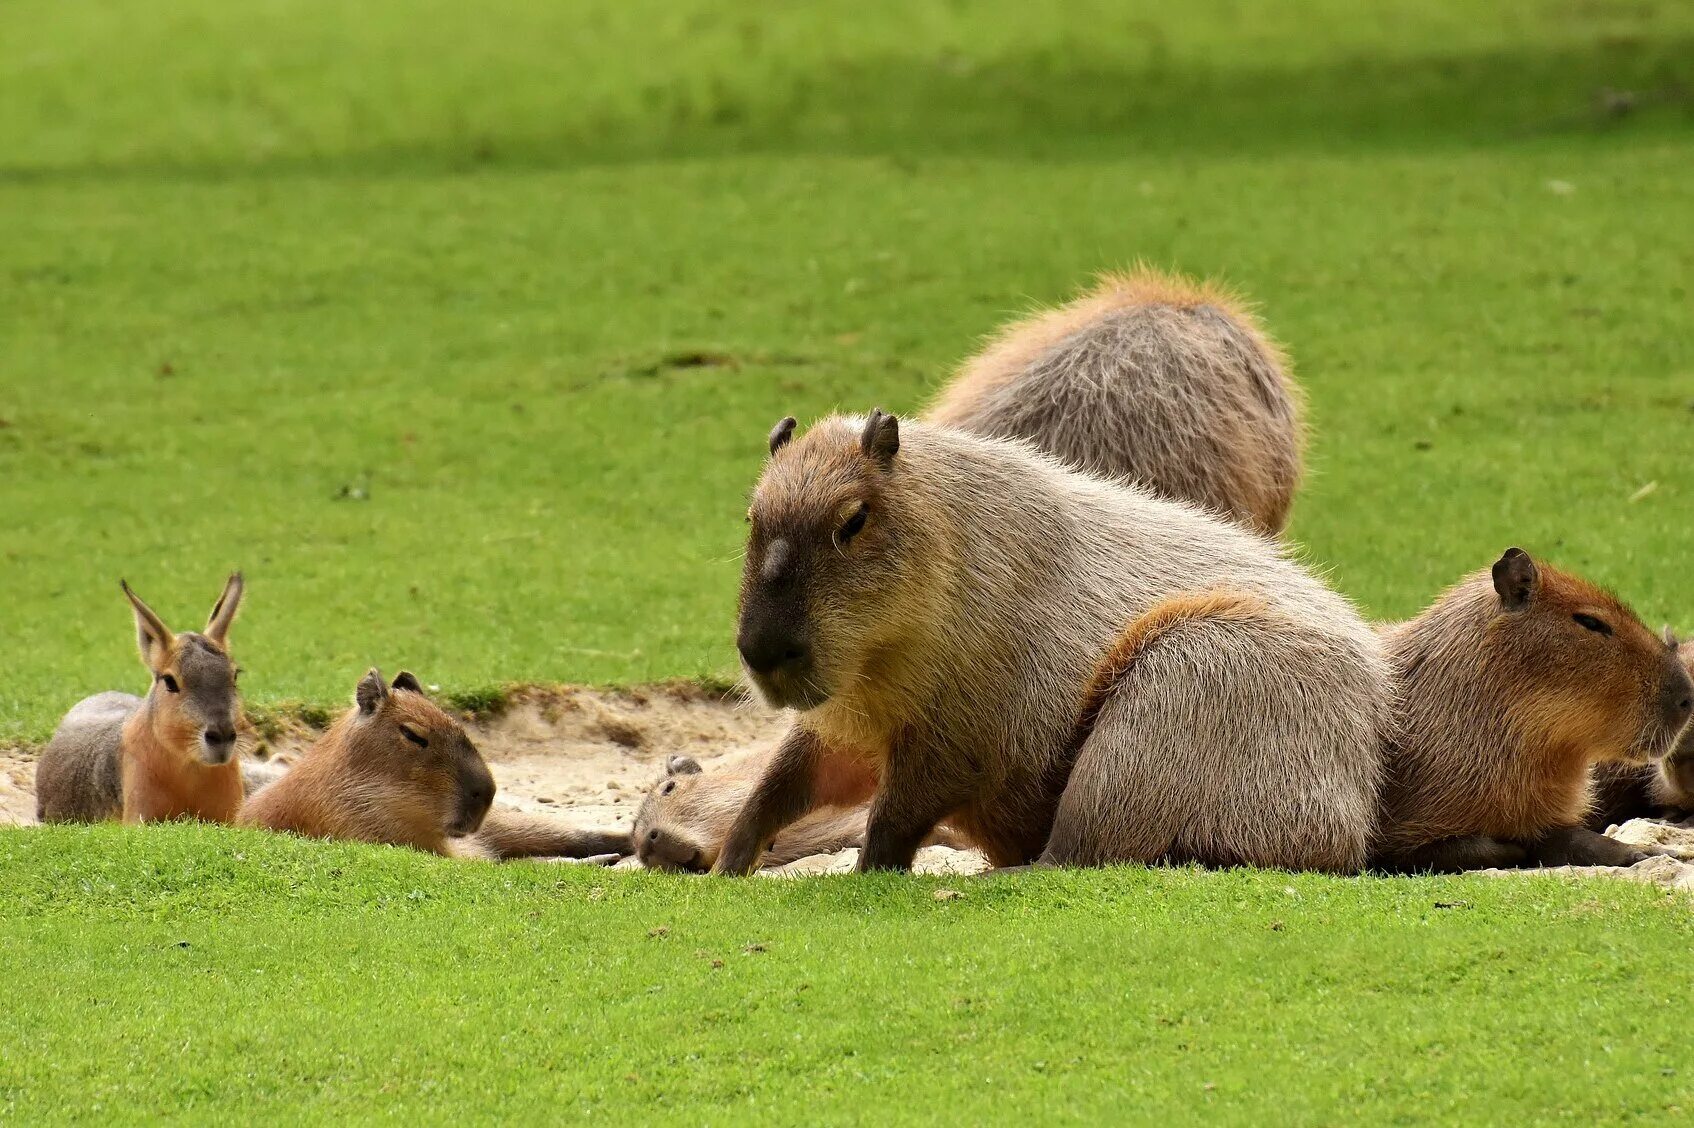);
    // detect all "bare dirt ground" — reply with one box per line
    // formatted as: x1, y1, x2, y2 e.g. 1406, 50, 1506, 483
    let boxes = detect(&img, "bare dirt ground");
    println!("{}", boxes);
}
6, 687, 1694, 888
